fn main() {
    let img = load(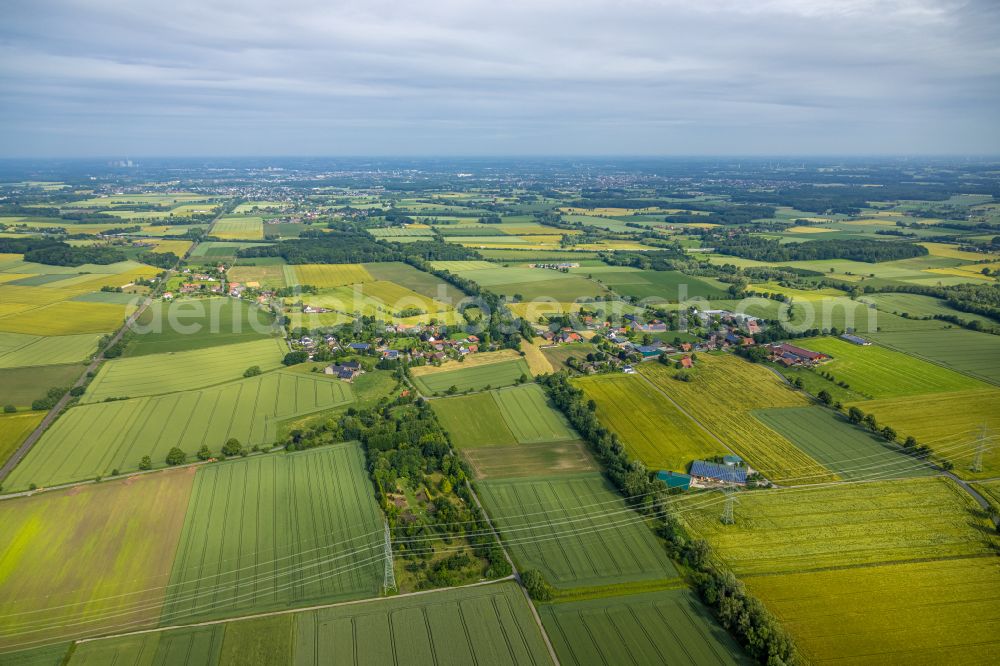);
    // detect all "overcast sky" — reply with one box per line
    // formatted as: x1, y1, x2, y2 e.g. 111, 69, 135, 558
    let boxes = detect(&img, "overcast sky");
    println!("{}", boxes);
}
1, 0, 998, 157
